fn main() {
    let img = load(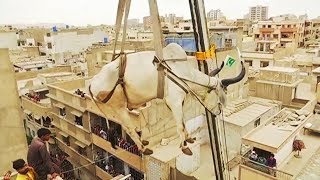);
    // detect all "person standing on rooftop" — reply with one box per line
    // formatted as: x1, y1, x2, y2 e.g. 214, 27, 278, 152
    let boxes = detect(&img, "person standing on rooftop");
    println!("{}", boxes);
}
27, 128, 61, 180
